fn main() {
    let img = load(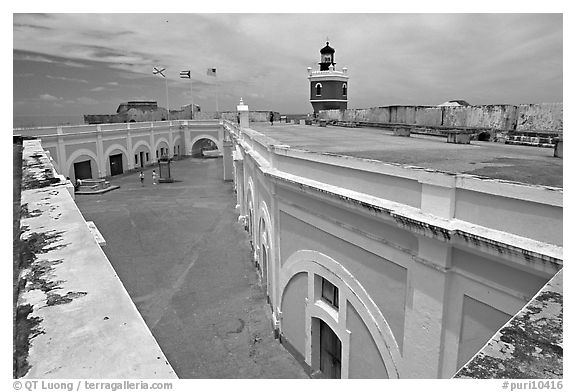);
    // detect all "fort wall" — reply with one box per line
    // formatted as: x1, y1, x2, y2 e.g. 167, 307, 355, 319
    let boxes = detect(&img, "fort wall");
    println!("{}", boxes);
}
319, 103, 562, 135
225, 115, 562, 378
